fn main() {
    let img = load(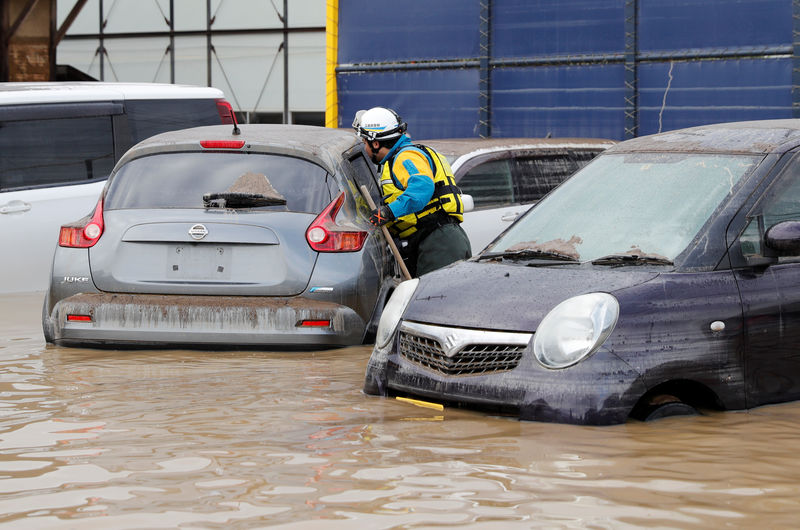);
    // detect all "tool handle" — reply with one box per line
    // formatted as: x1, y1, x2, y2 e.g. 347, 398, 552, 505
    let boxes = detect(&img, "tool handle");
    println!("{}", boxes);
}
360, 185, 412, 280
